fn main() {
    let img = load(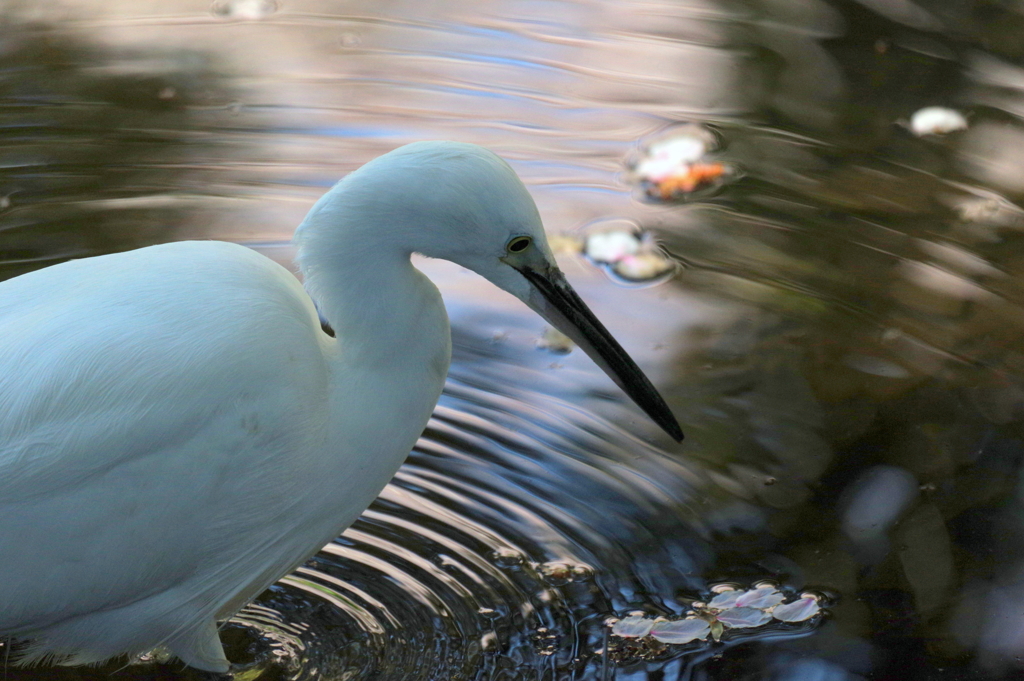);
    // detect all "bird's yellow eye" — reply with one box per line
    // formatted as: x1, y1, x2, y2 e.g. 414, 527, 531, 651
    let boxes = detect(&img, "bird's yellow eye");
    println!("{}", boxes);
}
506, 236, 532, 254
